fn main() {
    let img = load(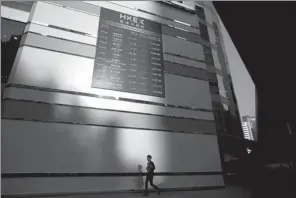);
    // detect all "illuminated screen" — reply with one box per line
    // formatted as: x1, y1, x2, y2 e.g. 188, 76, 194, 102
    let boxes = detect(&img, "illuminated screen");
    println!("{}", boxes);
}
92, 8, 165, 97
